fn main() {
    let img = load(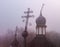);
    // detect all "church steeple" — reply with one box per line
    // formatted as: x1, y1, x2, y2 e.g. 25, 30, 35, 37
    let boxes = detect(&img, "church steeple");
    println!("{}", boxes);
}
36, 4, 46, 35
30, 5, 55, 47
15, 26, 18, 39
